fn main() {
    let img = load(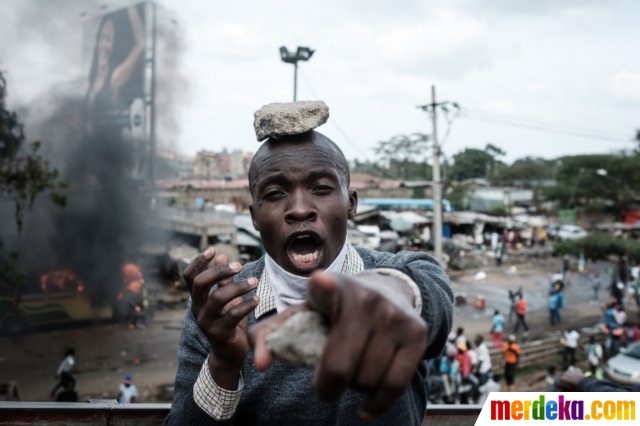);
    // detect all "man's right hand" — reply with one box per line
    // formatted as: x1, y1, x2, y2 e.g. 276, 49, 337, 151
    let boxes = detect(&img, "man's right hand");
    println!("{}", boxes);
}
183, 248, 260, 388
